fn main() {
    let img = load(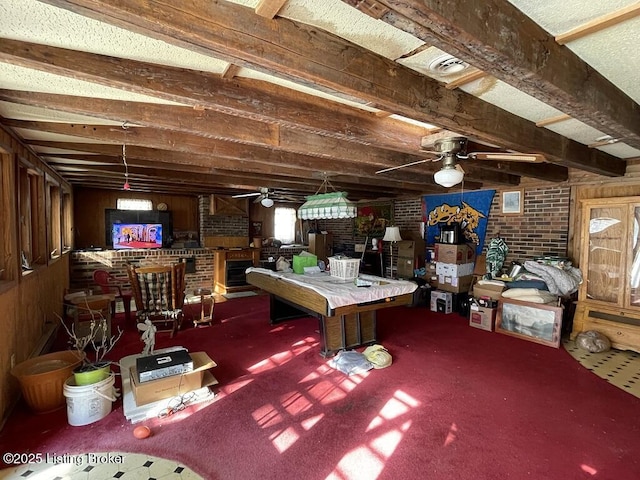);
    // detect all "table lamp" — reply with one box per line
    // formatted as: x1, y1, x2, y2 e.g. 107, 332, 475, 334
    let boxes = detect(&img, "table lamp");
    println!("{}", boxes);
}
382, 226, 402, 278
